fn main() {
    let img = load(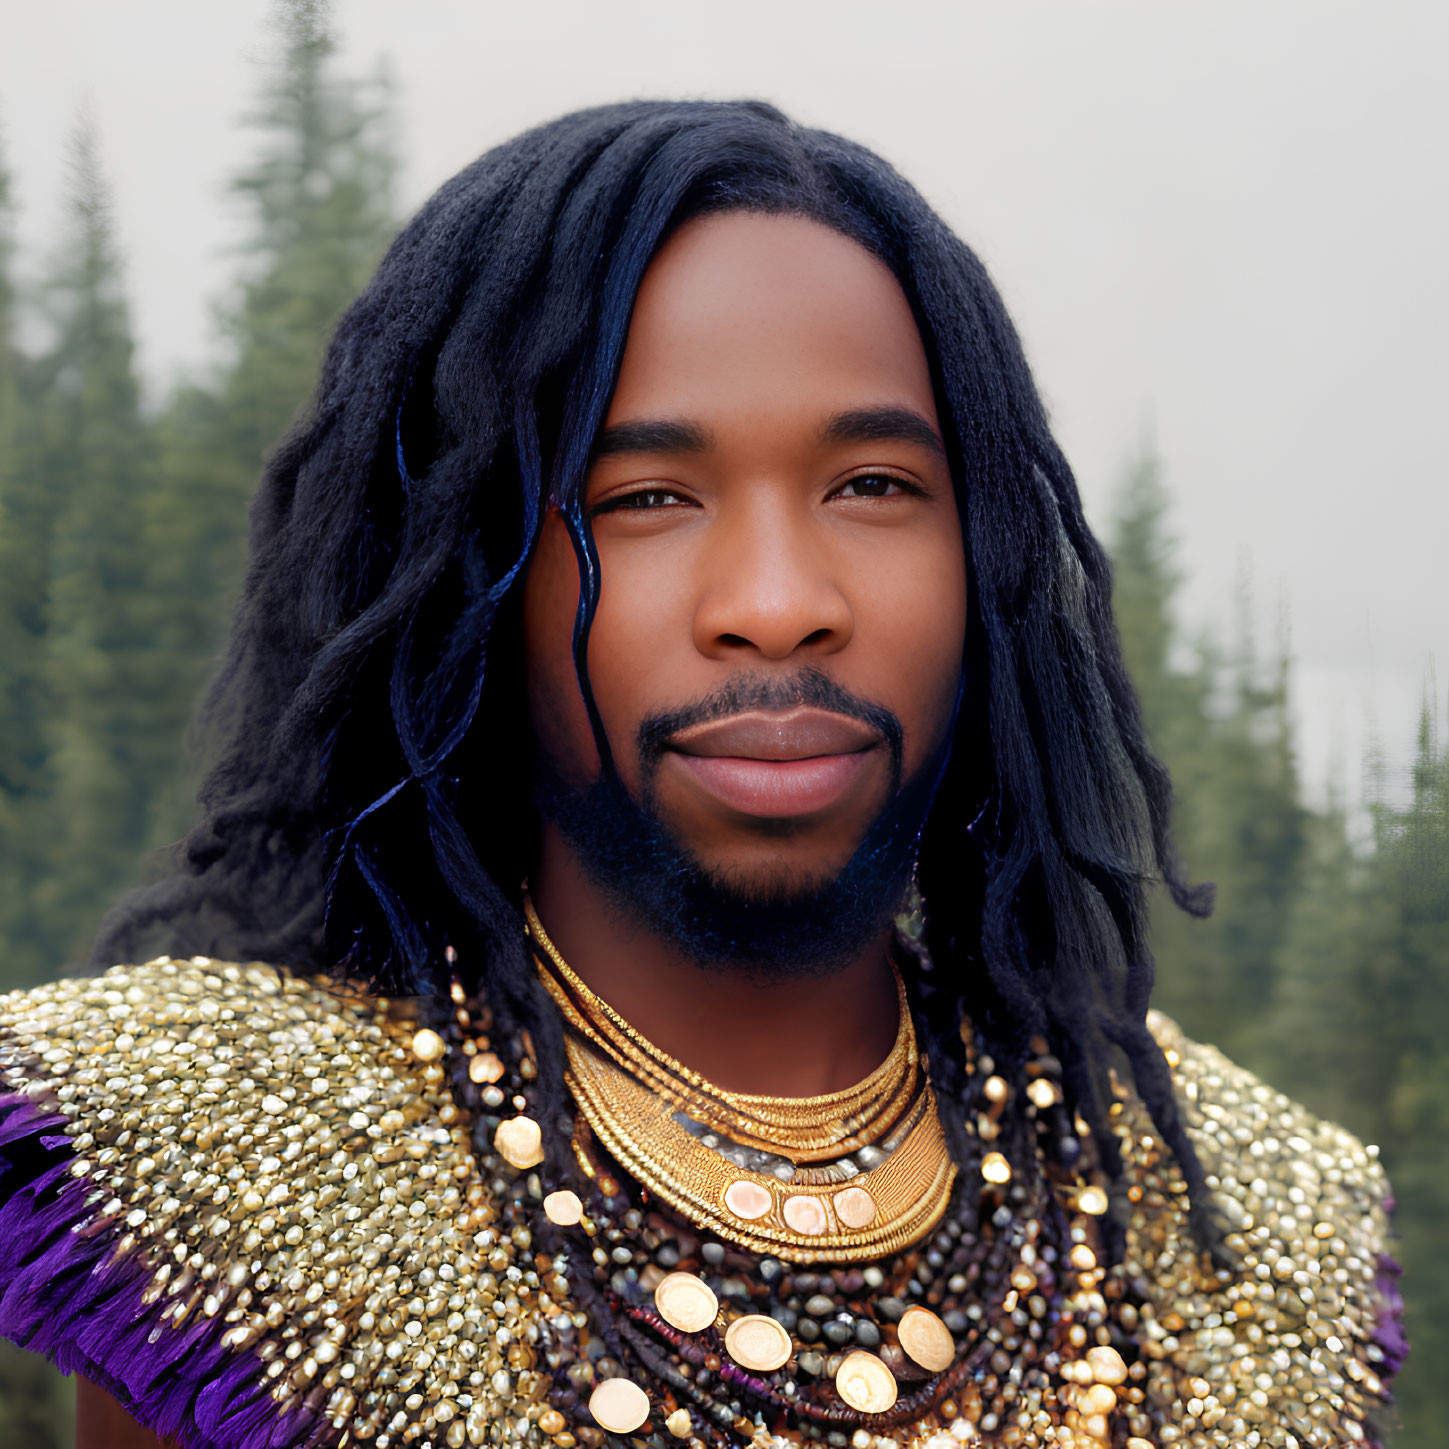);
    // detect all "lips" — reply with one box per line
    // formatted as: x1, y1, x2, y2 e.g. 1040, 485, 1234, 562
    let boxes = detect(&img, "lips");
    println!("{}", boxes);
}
663, 707, 883, 819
